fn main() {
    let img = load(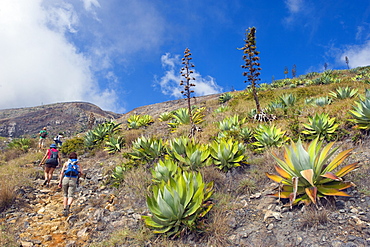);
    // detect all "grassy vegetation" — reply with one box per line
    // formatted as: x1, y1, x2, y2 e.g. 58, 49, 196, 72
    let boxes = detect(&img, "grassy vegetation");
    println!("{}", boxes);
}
1, 66, 370, 245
